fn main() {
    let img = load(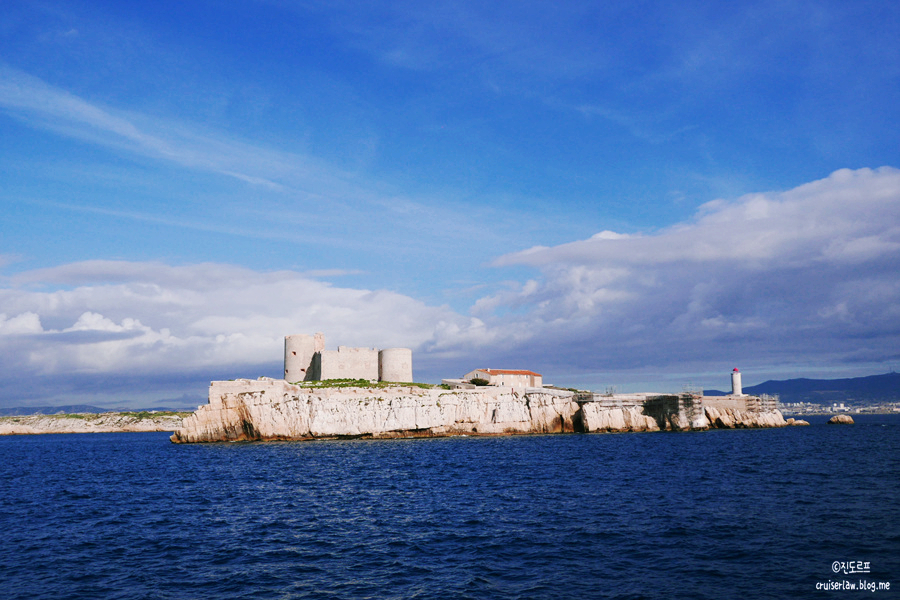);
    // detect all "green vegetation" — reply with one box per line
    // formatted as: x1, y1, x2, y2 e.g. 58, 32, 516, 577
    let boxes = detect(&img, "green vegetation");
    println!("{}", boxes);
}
293, 379, 437, 390
1, 413, 95, 421
51, 413, 100, 420
470, 378, 490, 386
119, 411, 191, 420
